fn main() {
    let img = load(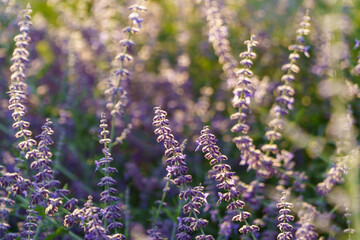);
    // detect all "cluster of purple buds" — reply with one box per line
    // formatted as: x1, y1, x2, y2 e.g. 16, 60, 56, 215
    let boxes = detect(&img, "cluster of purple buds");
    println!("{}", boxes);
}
0, 171, 30, 197
105, 0, 148, 116
177, 186, 213, 240
21, 205, 41, 239
64, 197, 120, 239
317, 107, 355, 195
63, 114, 125, 239
152, 107, 191, 186
316, 161, 347, 196
0, 166, 16, 237
295, 202, 318, 240
65, 196, 118, 240
147, 227, 164, 240
152, 107, 213, 240
32, 119, 67, 217
197, 126, 259, 237
204, 0, 238, 88
97, 113, 125, 238
276, 191, 294, 240
276, 150, 308, 193
273, 11, 311, 116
